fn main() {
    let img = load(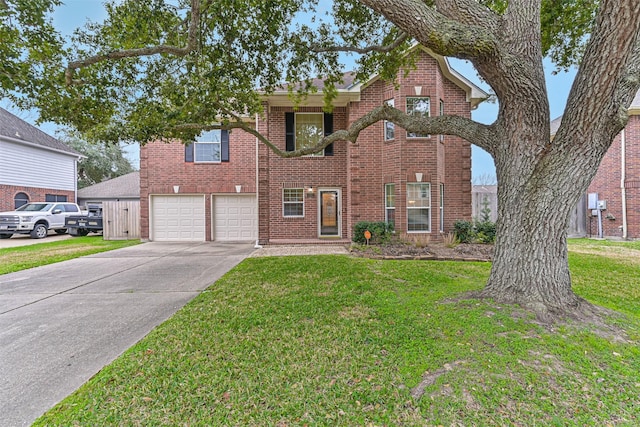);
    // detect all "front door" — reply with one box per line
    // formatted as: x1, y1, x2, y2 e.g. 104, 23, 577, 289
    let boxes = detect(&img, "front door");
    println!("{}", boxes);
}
319, 189, 340, 237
